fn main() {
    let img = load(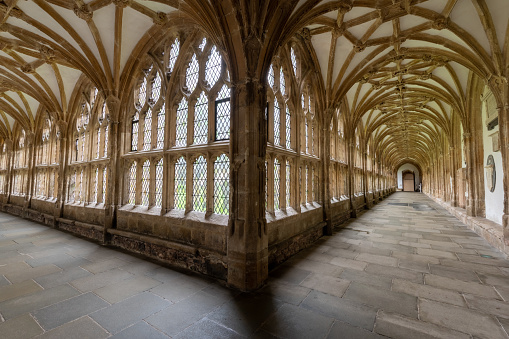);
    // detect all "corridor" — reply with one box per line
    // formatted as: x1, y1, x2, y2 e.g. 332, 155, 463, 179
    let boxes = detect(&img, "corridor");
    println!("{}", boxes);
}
0, 192, 508, 338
